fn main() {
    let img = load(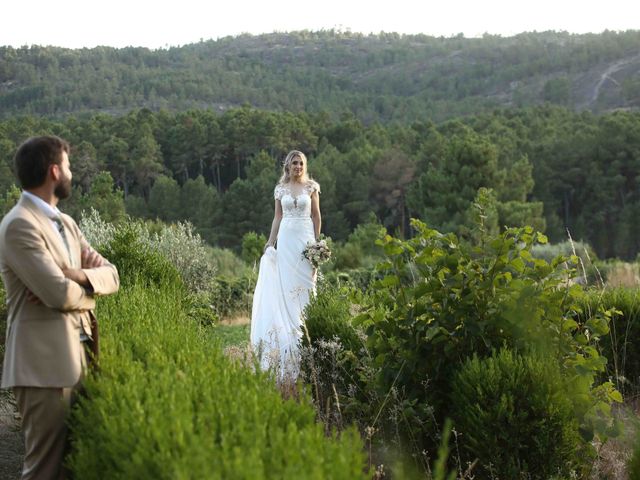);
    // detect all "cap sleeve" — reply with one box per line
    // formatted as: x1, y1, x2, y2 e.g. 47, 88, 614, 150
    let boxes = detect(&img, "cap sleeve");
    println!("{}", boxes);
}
274, 184, 285, 201
306, 180, 321, 195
